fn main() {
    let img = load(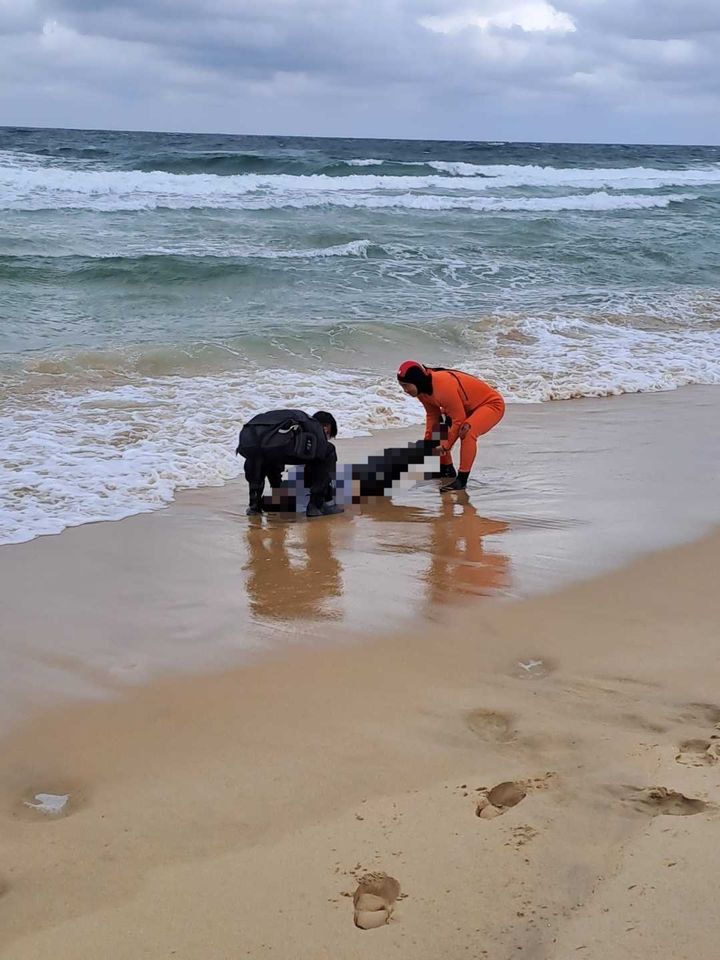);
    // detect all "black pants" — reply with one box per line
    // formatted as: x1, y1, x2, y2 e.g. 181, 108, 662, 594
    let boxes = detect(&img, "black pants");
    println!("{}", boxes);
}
244, 443, 337, 508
